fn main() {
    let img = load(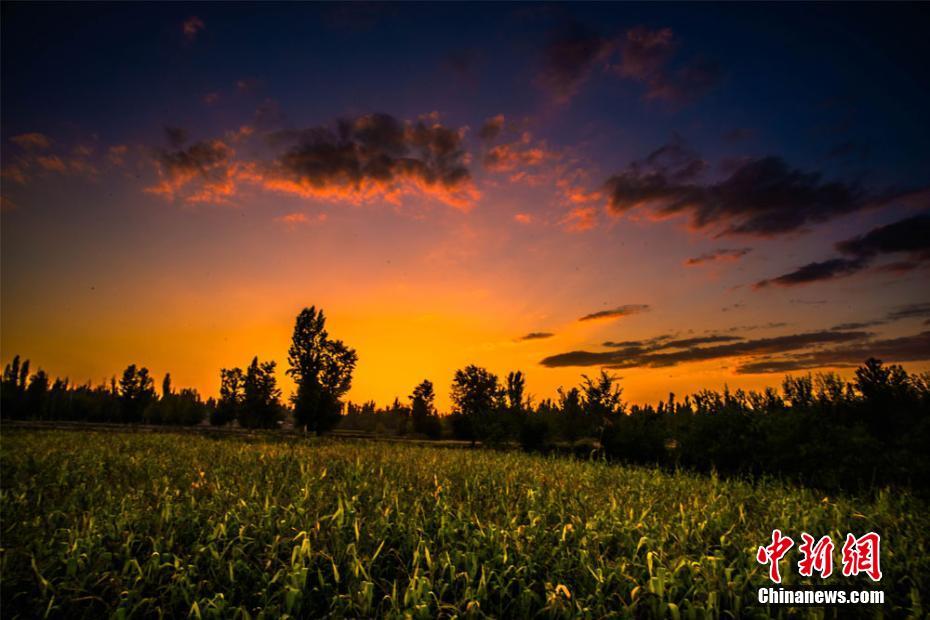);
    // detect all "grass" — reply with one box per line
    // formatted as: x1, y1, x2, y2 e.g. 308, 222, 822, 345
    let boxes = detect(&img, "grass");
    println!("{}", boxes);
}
1, 429, 927, 618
